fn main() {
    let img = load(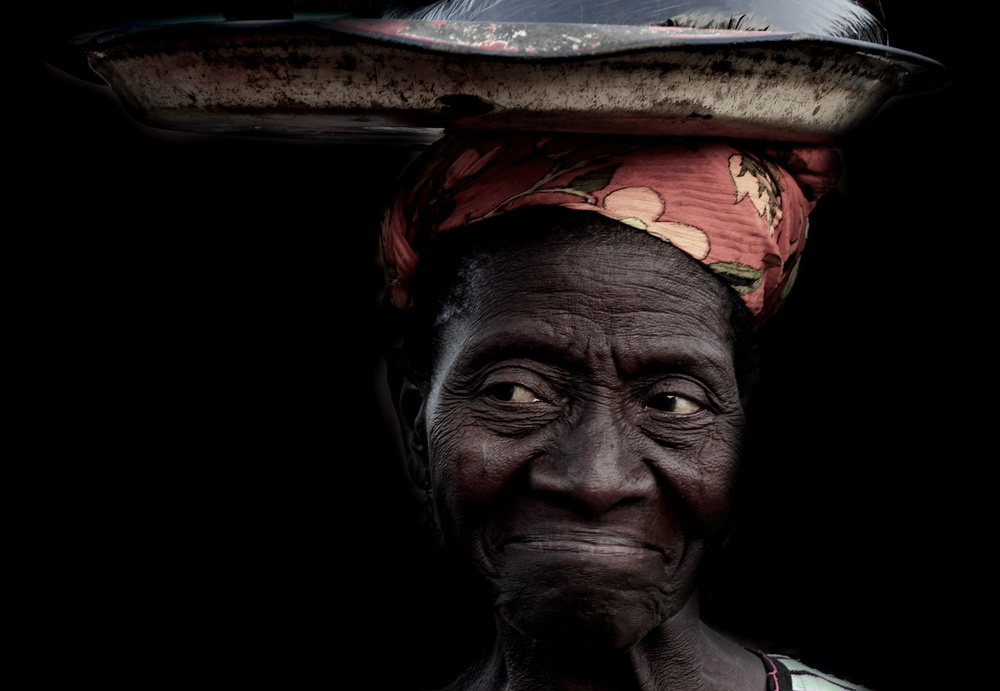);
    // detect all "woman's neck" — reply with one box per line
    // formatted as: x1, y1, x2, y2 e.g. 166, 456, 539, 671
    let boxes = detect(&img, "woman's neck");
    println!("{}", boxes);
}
453, 600, 764, 691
